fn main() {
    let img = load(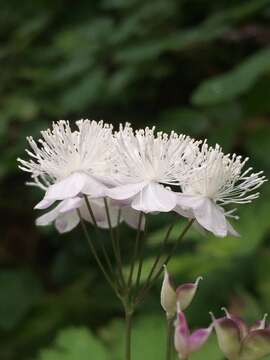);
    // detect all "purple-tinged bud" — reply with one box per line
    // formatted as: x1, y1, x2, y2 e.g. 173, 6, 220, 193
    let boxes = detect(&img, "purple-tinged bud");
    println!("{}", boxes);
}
174, 308, 190, 359
221, 307, 248, 340
212, 309, 270, 360
249, 314, 268, 332
240, 329, 270, 360
211, 311, 241, 359
175, 303, 212, 359
161, 265, 177, 318
161, 266, 202, 318
176, 276, 203, 311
